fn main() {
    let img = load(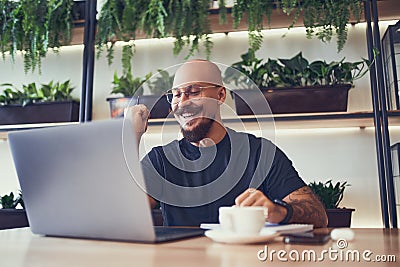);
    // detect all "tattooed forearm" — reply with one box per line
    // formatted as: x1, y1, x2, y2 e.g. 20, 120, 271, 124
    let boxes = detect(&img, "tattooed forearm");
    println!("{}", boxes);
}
284, 186, 328, 228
